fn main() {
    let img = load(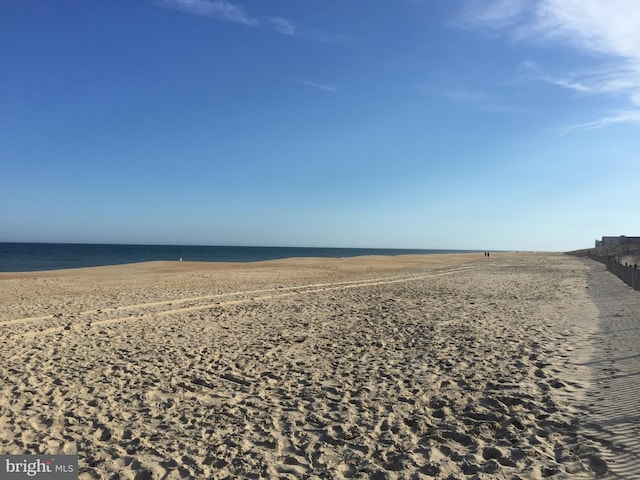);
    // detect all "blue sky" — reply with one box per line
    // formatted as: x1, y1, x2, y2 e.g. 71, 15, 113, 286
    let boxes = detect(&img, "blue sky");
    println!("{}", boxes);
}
1, 0, 639, 251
